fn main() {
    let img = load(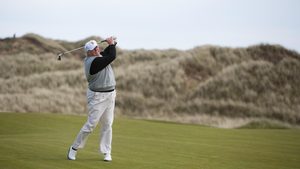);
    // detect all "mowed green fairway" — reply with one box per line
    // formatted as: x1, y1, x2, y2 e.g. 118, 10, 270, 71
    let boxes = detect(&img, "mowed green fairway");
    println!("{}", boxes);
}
0, 113, 299, 169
